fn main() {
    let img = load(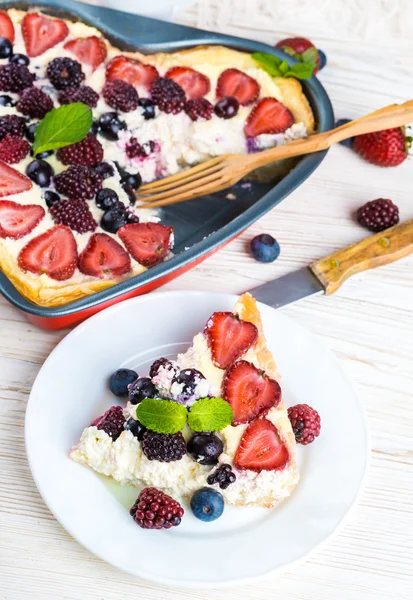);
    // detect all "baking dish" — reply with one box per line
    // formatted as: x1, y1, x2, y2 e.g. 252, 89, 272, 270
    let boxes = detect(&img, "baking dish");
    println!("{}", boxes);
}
0, 0, 334, 329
